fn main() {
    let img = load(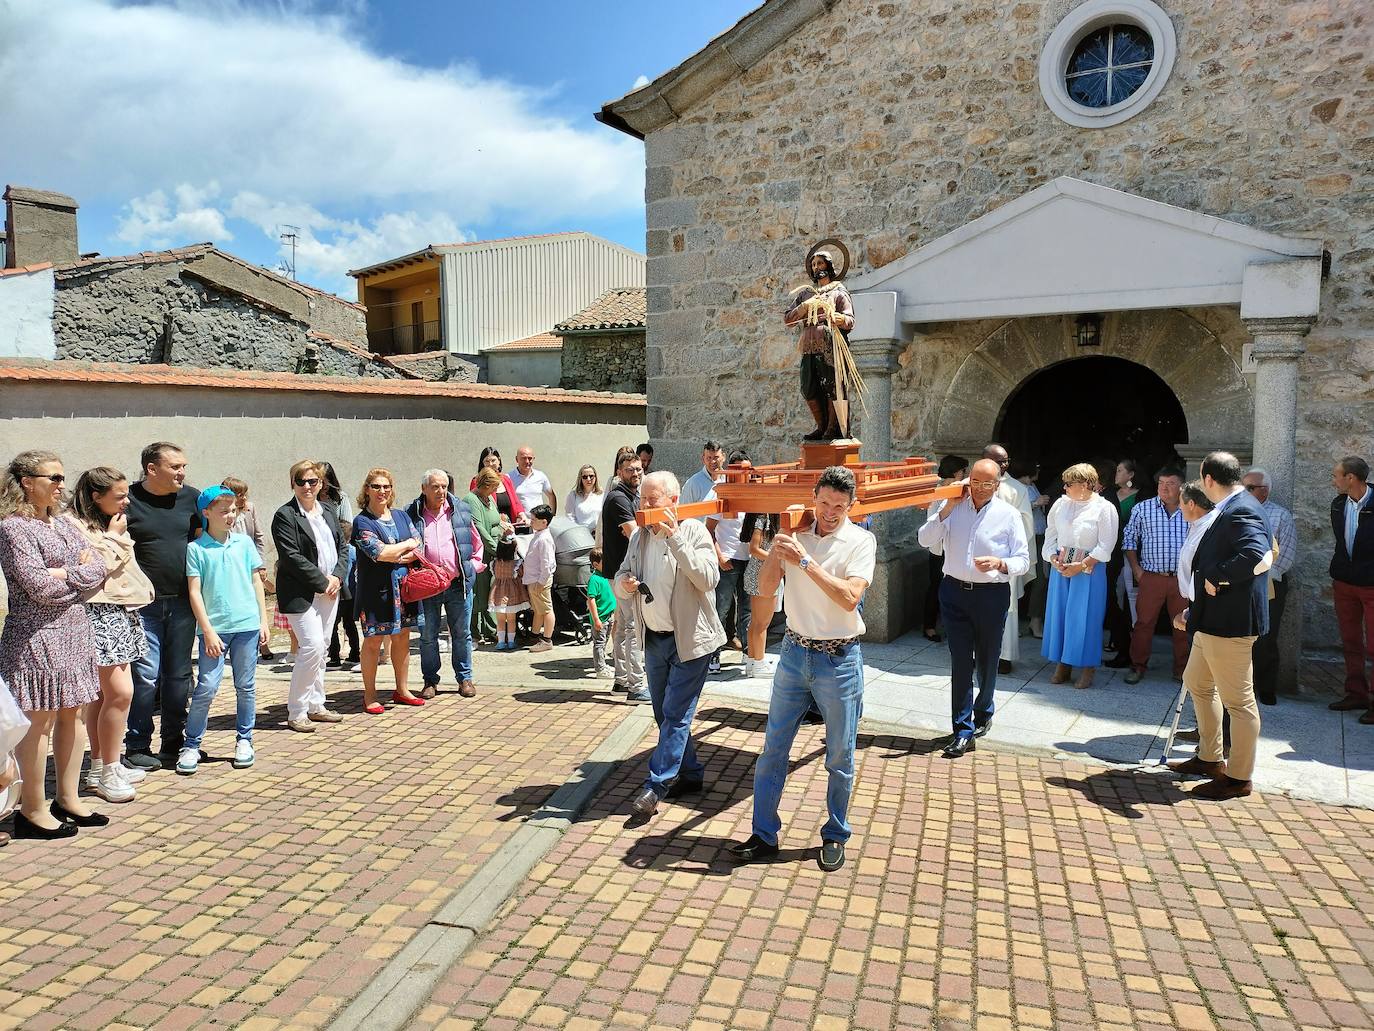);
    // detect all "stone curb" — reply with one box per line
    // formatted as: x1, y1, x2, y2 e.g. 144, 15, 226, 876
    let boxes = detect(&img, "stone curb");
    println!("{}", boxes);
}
327, 705, 657, 1031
